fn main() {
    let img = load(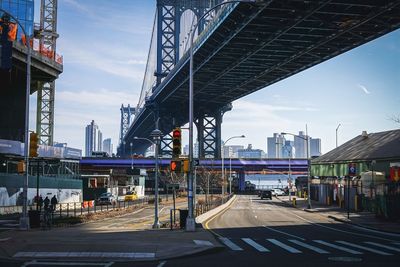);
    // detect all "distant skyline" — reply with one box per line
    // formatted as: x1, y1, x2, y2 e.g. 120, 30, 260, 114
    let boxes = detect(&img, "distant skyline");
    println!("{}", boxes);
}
28, 0, 400, 155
